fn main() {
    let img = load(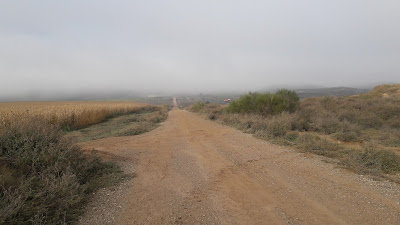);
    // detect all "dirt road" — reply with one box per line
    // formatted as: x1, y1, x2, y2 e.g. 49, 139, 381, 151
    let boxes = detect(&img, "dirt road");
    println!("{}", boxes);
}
81, 108, 400, 225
